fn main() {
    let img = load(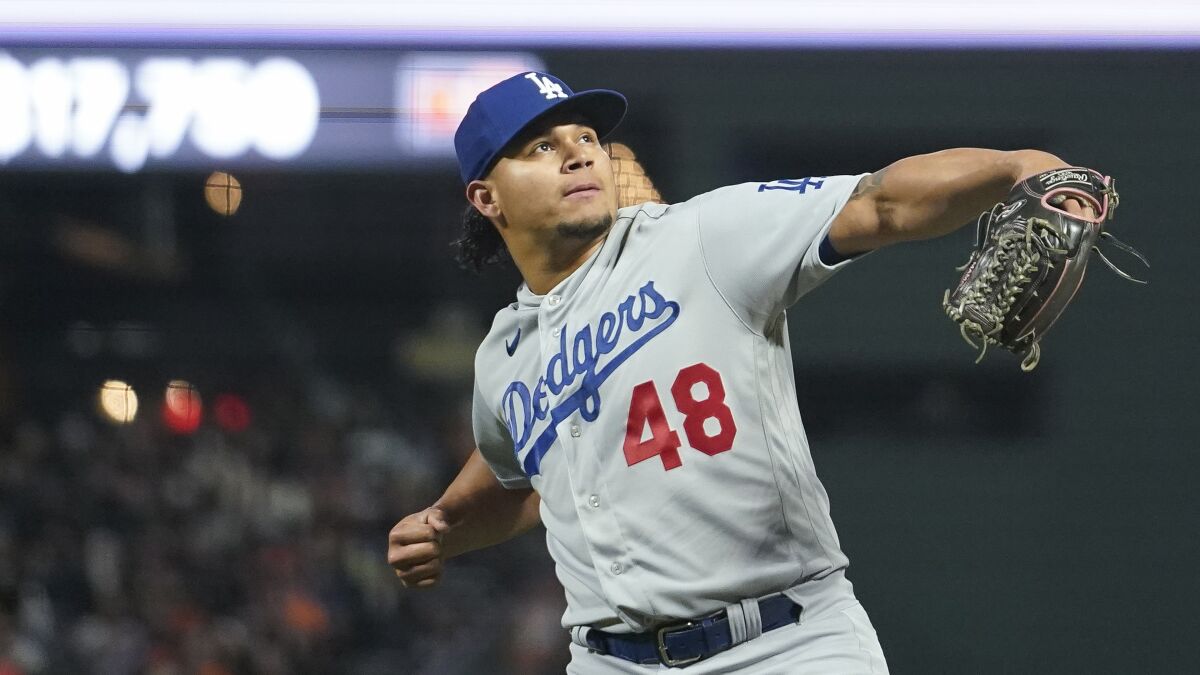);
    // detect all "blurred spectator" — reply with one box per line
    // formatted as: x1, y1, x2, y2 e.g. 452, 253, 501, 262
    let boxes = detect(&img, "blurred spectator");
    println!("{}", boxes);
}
0, 376, 563, 674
